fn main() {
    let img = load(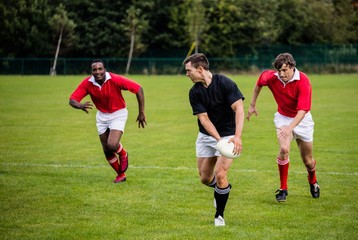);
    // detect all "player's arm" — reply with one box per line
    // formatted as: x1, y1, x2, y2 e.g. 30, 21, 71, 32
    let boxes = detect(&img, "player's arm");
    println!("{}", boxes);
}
135, 87, 147, 128
197, 113, 221, 141
246, 84, 263, 121
230, 99, 244, 154
69, 99, 93, 114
